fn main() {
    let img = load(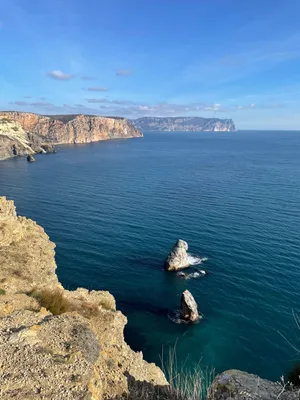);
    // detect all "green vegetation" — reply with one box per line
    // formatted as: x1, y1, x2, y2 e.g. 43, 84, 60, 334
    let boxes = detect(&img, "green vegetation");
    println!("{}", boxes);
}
0, 288, 6, 295
29, 288, 70, 315
11, 127, 19, 131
